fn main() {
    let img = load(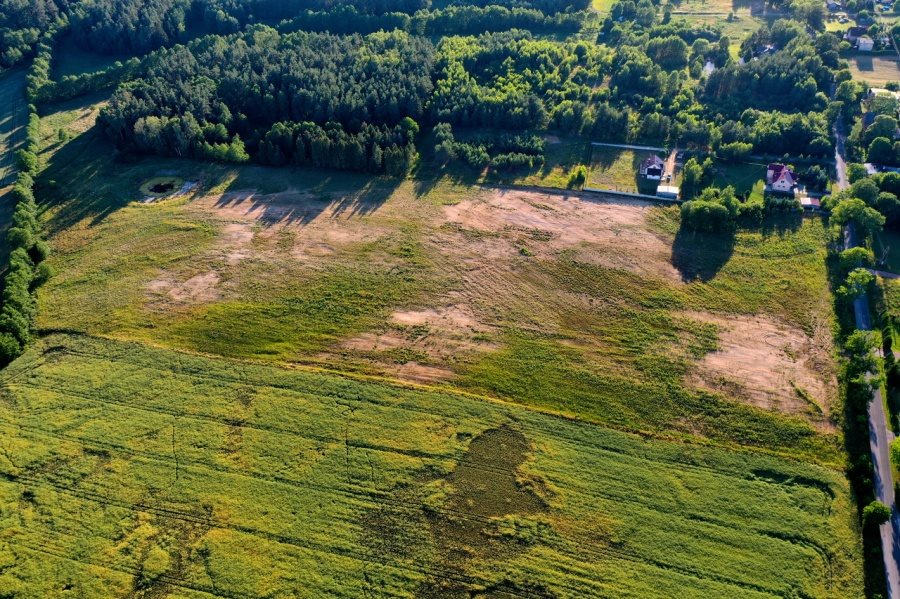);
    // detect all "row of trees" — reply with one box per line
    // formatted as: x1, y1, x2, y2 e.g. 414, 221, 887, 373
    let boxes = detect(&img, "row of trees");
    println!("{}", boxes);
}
0, 75, 50, 363
278, 4, 584, 37
433, 122, 545, 171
